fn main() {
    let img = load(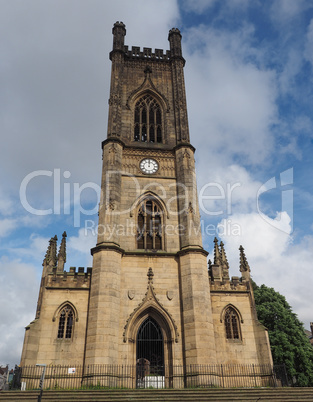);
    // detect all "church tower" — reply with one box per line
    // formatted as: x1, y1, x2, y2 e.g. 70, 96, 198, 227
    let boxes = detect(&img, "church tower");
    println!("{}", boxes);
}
20, 23, 273, 383
84, 22, 217, 367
